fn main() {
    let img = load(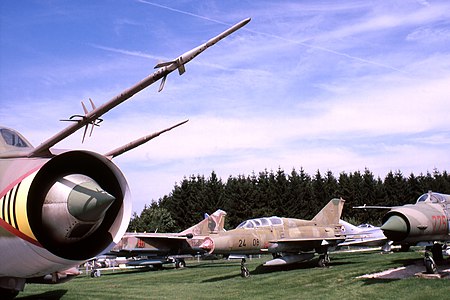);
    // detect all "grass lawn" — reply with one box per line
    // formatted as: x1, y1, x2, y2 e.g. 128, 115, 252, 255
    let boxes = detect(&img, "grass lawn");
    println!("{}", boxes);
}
17, 249, 450, 299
